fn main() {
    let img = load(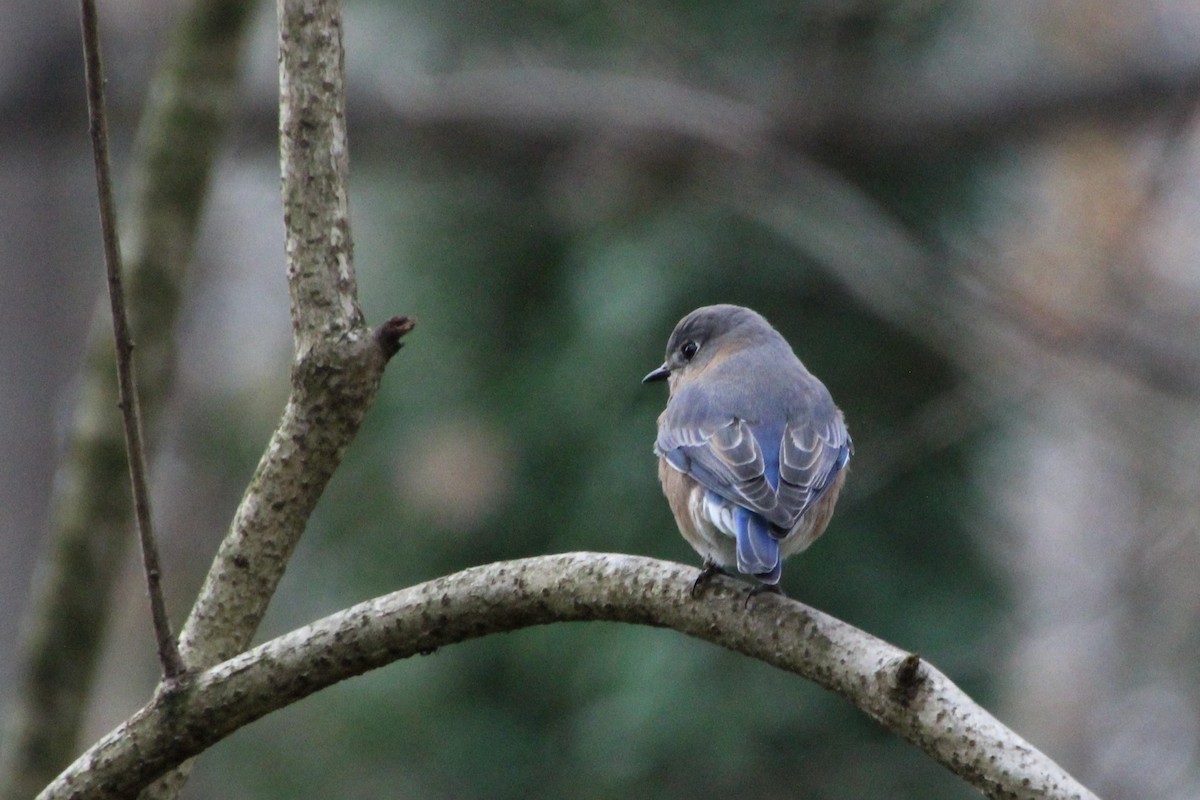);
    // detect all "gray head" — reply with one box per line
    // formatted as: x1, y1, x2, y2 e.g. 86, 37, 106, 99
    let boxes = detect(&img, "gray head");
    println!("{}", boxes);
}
643, 304, 783, 384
